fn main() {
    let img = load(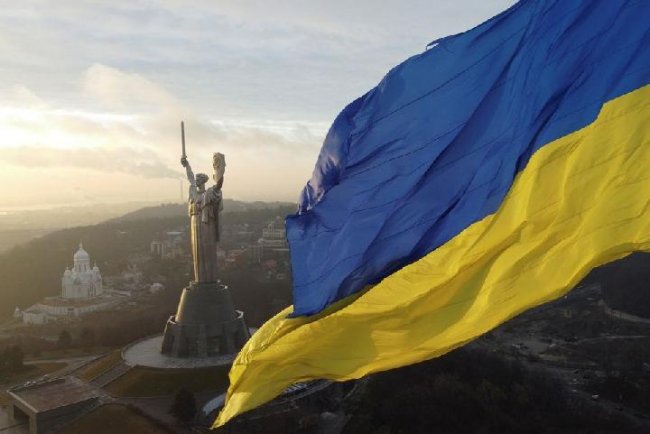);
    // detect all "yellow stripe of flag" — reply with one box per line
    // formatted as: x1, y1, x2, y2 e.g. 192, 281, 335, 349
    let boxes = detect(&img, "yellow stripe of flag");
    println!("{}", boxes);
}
215, 84, 650, 427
